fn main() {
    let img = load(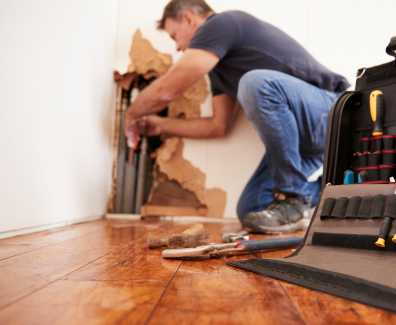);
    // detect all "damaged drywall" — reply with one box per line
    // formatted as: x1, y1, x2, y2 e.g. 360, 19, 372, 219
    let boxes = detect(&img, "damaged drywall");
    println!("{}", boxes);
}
124, 29, 226, 218
152, 137, 226, 217
128, 29, 172, 78
168, 77, 208, 119
127, 30, 207, 119
147, 171, 204, 209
